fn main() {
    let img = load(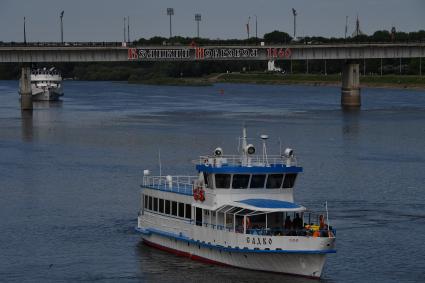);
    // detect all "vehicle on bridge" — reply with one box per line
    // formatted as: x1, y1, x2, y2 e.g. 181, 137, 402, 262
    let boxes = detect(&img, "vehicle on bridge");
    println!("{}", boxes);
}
136, 128, 336, 278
